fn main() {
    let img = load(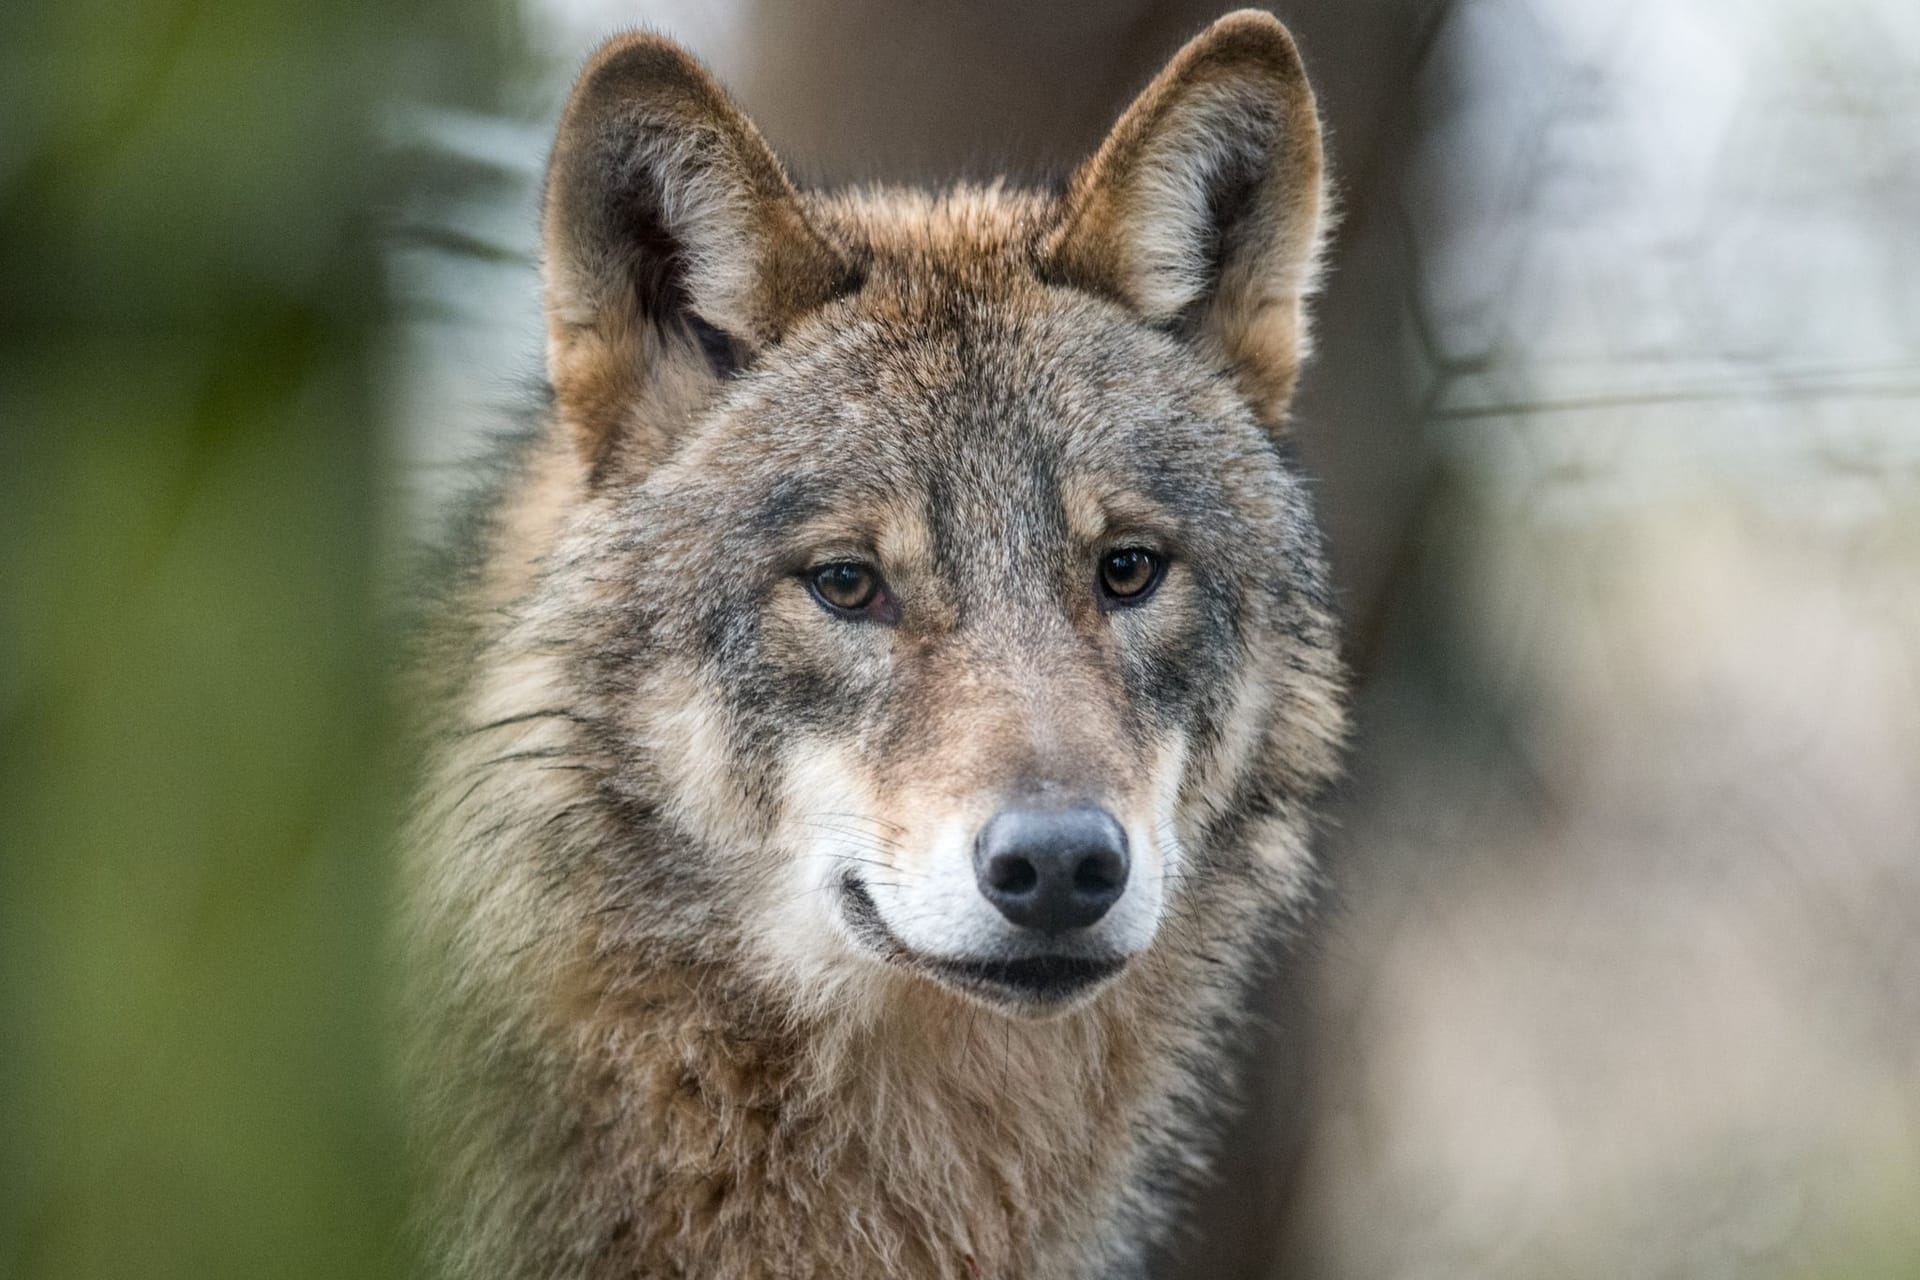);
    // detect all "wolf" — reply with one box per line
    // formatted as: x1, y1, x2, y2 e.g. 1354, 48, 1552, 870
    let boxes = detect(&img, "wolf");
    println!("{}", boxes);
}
402, 10, 1346, 1278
